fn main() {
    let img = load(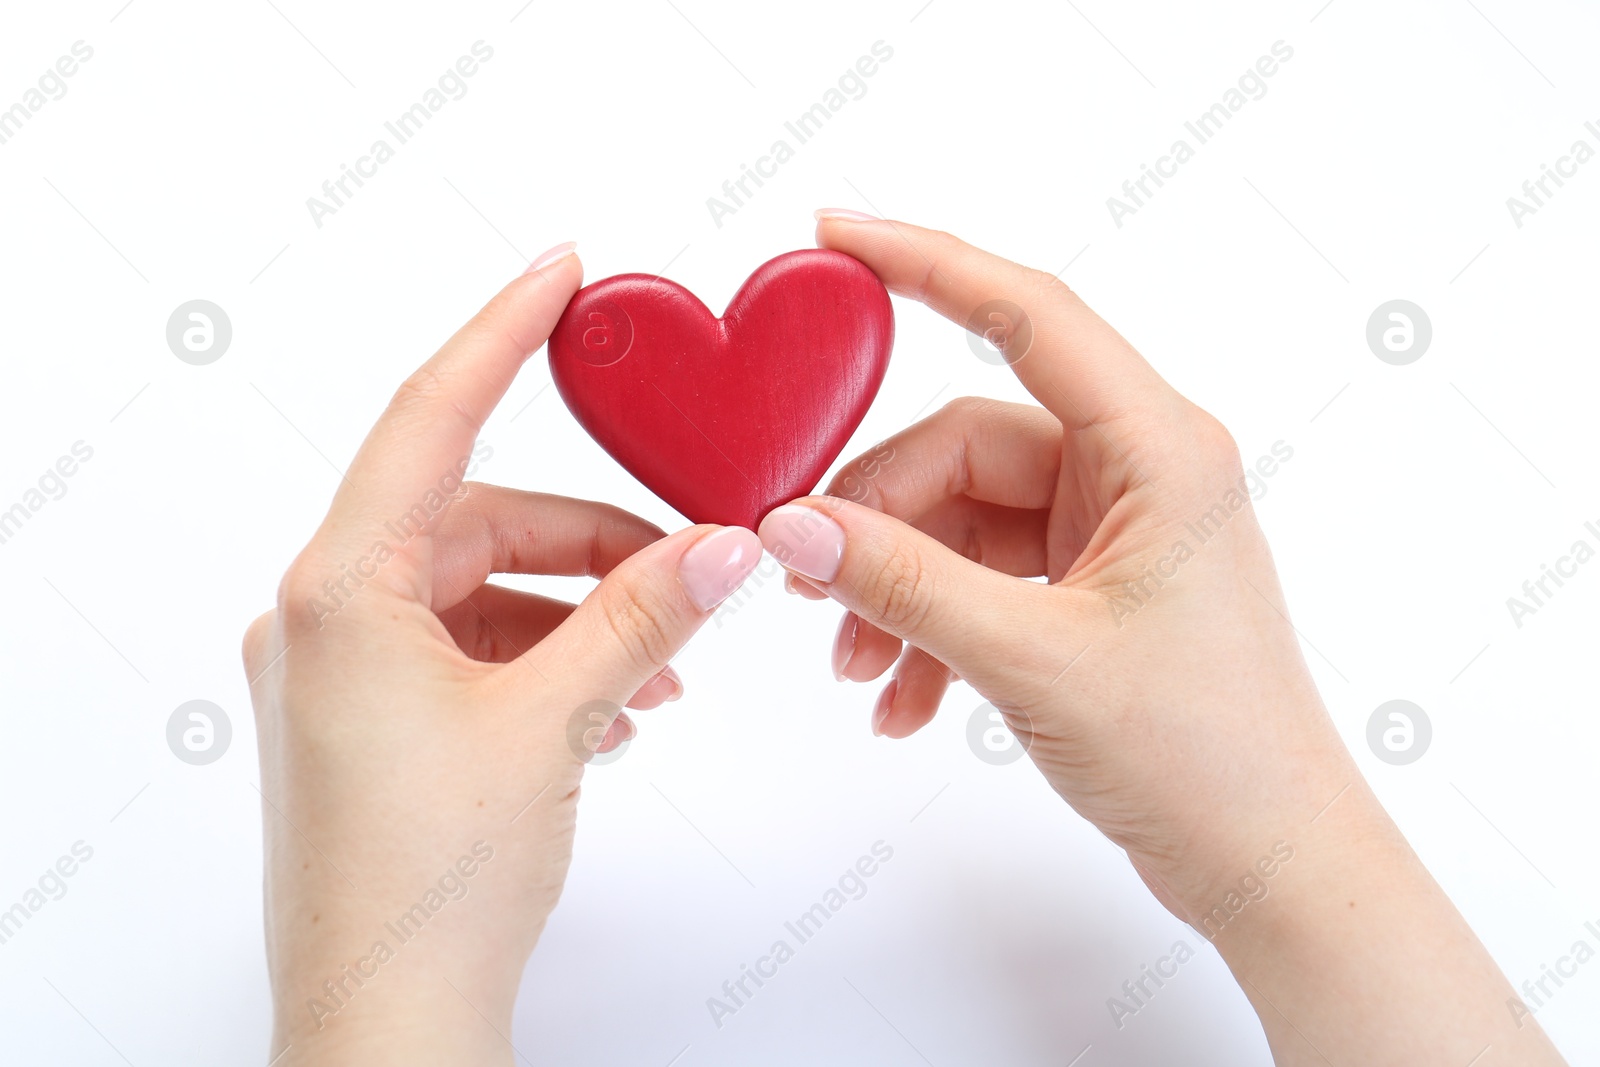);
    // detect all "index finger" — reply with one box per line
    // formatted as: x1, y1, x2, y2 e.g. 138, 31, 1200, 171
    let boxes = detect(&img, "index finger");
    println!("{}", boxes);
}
814, 214, 1174, 431
322, 247, 581, 554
